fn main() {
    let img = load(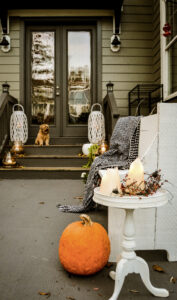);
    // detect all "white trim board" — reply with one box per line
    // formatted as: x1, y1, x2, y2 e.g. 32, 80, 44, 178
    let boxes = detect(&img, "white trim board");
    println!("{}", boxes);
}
8, 9, 114, 17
